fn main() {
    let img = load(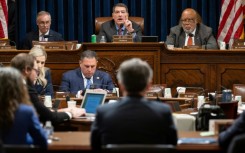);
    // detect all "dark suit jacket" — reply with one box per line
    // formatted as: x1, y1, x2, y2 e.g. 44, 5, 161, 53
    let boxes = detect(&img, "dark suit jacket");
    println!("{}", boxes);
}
22, 29, 64, 49
91, 96, 178, 152
97, 19, 142, 42
2, 104, 47, 149
219, 110, 245, 150
60, 68, 115, 94
27, 80, 70, 125
165, 23, 218, 49
34, 67, 54, 98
